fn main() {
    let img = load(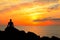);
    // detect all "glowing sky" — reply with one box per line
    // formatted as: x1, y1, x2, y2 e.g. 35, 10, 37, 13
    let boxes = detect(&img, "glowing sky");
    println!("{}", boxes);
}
0, 0, 60, 26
